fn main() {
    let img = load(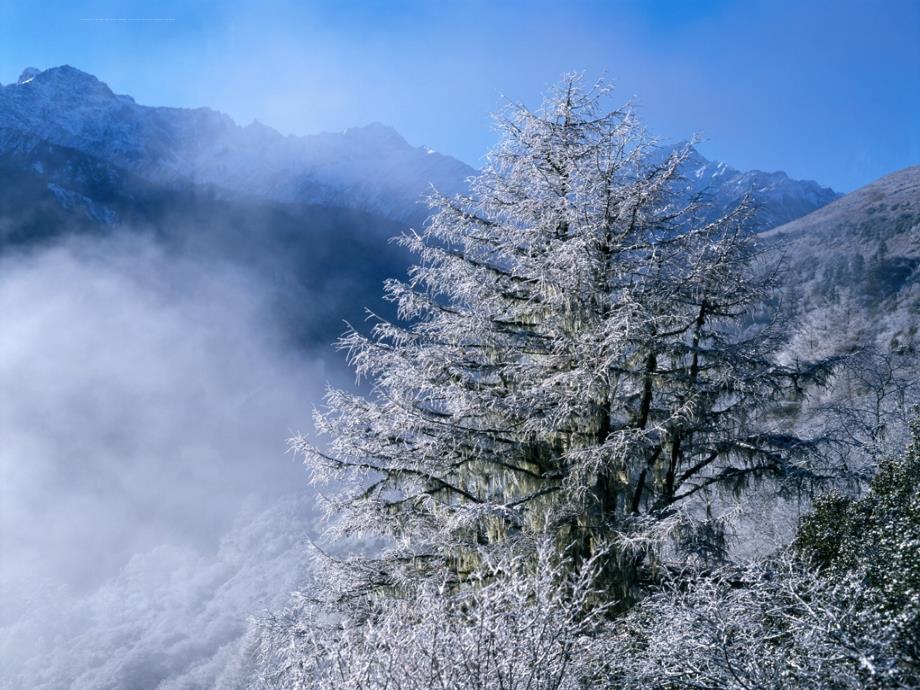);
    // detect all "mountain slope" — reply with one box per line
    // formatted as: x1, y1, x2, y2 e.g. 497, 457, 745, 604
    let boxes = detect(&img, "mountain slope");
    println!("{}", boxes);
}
766, 165, 920, 353
0, 128, 410, 346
